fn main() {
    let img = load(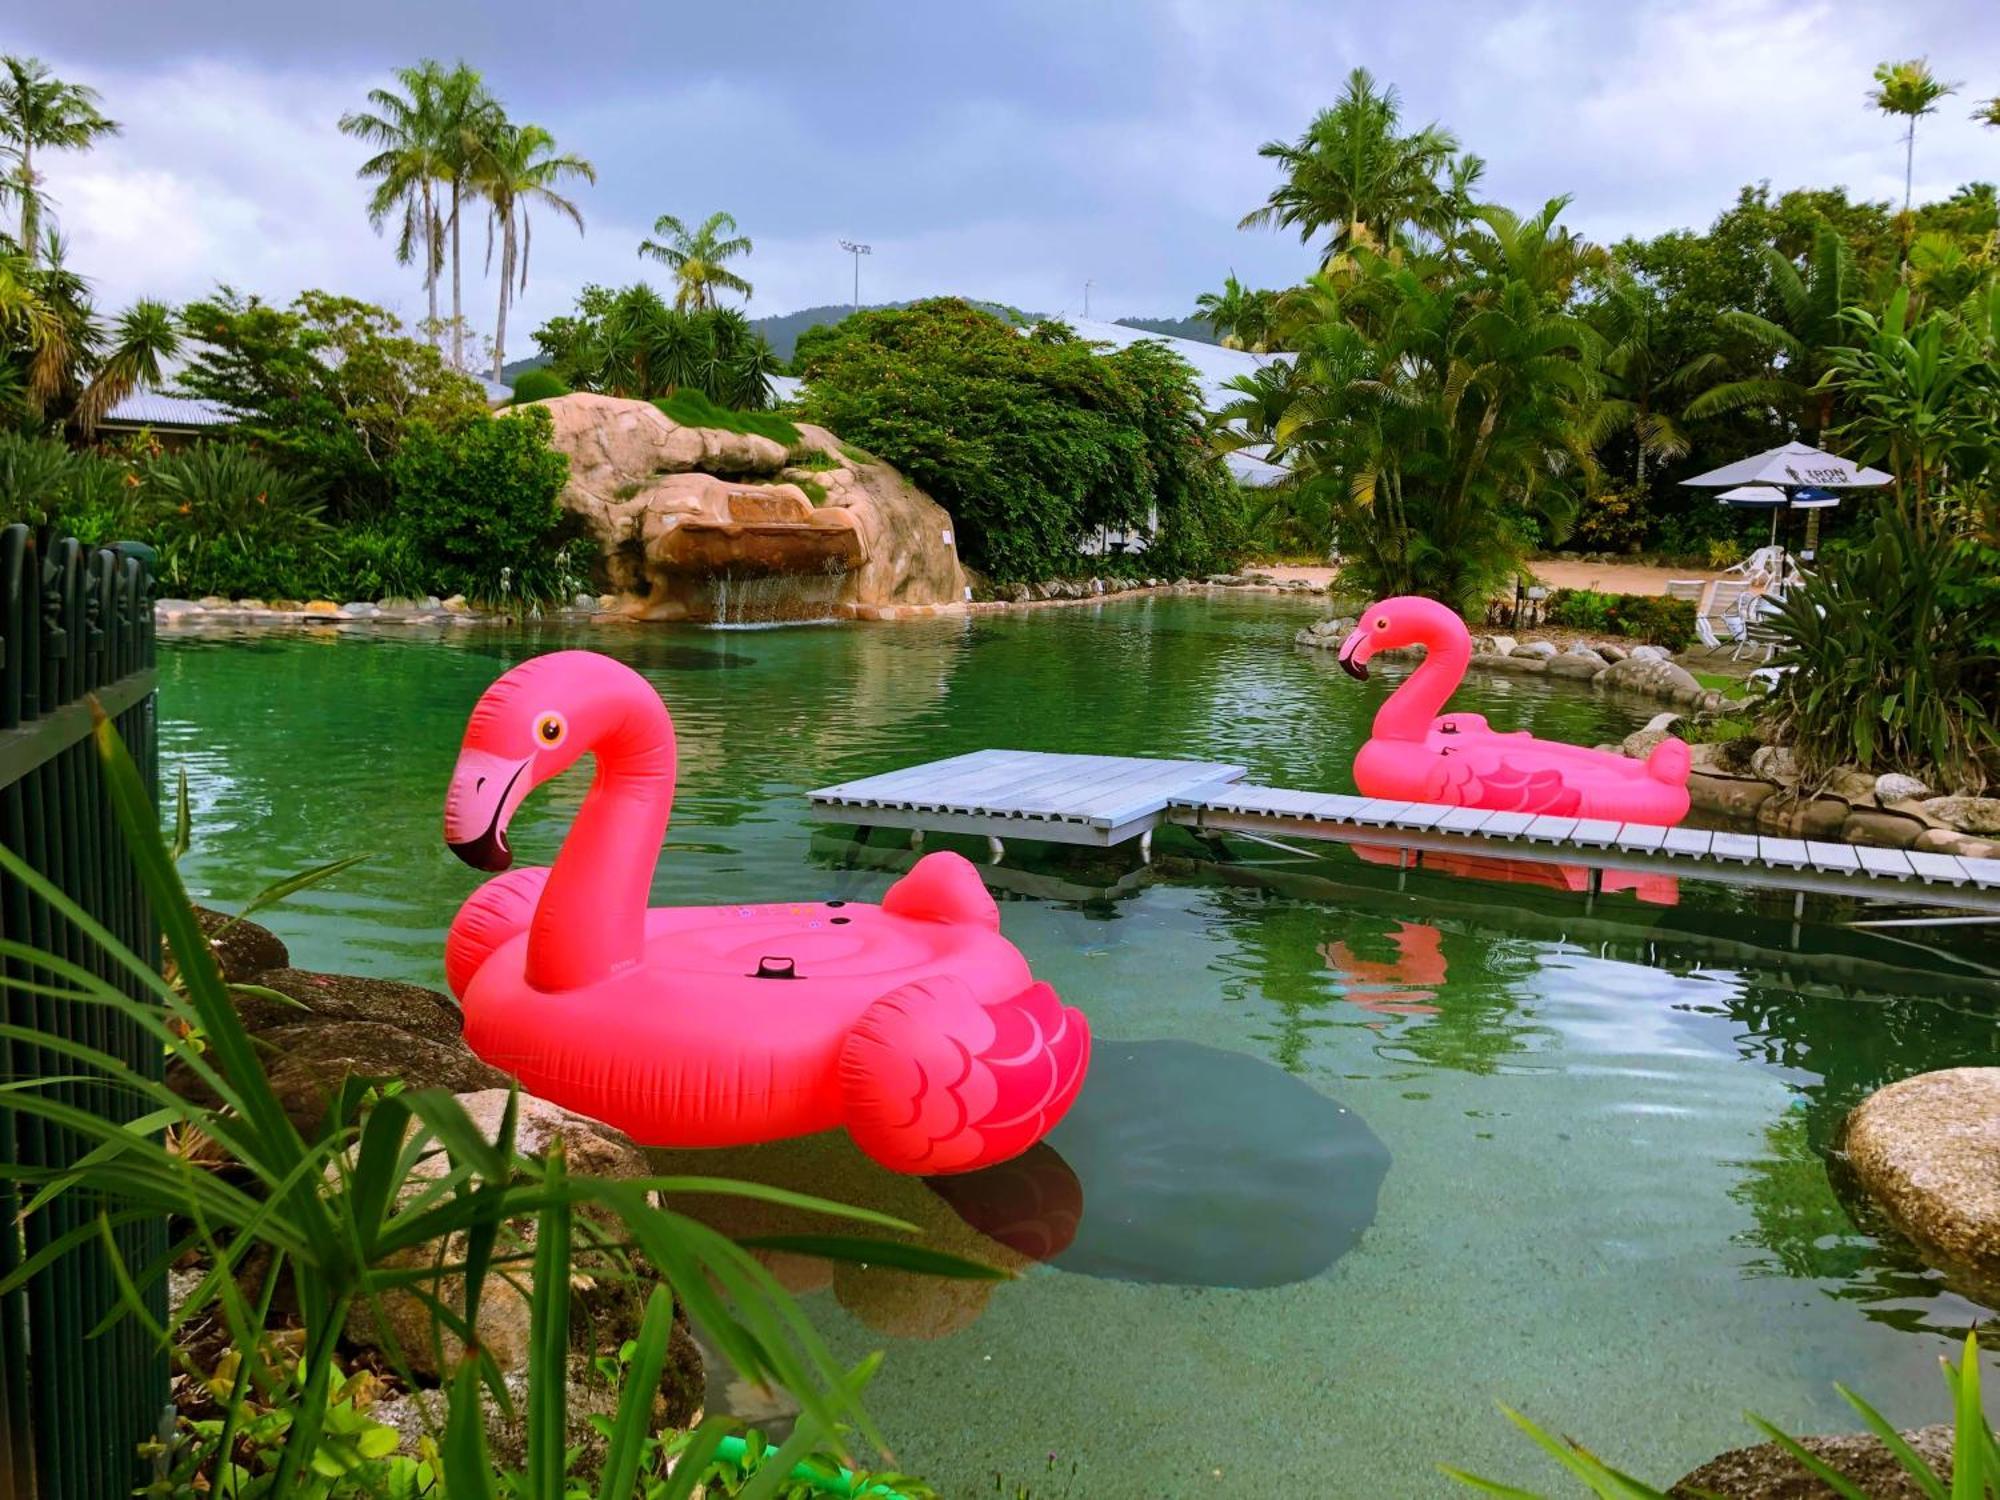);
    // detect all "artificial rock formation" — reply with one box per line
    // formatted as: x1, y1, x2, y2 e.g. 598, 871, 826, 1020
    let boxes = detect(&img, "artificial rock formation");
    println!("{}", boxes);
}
528, 393, 966, 623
